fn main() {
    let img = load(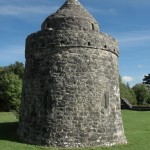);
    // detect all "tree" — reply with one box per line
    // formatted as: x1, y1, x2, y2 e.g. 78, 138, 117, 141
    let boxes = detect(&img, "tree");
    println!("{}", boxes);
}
143, 74, 150, 85
0, 67, 3, 72
132, 83, 150, 105
0, 72, 22, 112
119, 76, 137, 104
2, 61, 24, 79
143, 74, 150, 92
0, 62, 24, 112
